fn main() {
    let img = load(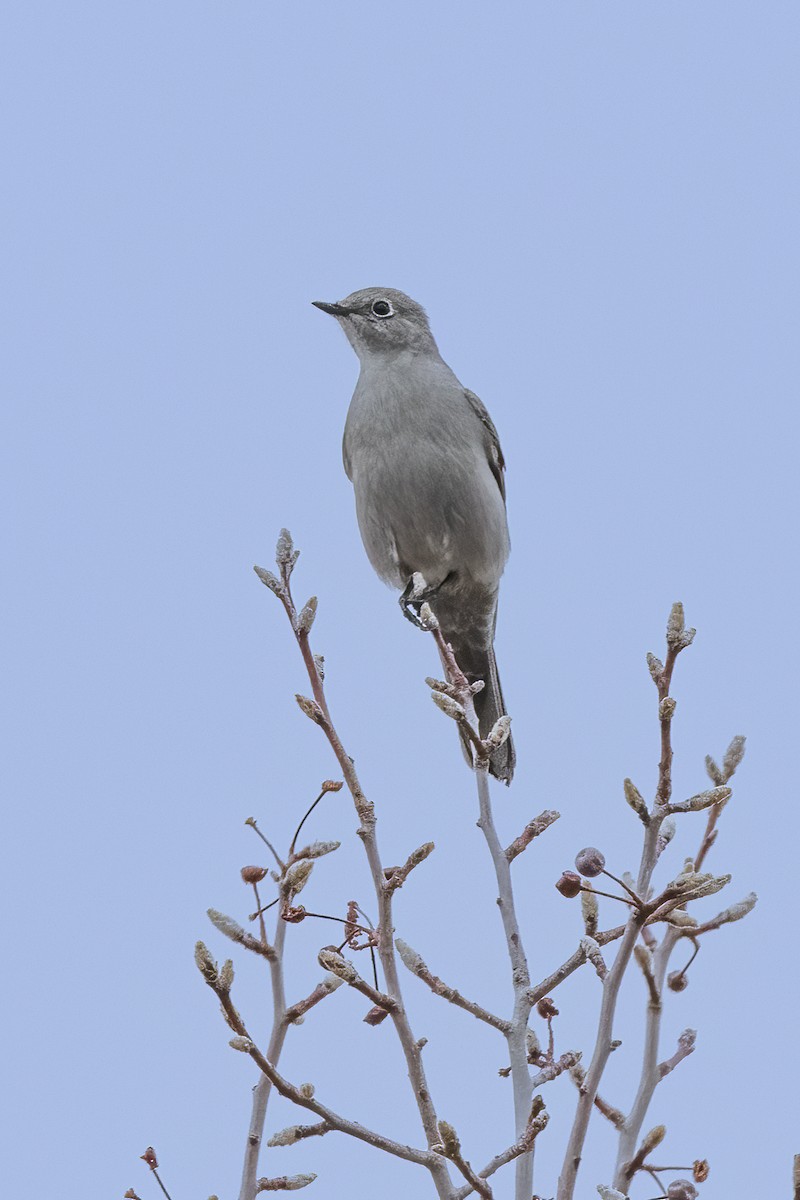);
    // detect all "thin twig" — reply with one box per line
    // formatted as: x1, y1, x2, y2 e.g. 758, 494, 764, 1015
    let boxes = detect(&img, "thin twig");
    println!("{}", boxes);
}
396, 940, 512, 1034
